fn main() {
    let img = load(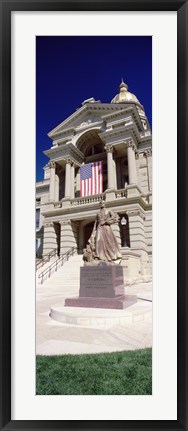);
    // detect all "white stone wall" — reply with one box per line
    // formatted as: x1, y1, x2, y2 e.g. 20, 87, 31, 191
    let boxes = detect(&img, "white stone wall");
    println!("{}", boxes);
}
145, 210, 152, 254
